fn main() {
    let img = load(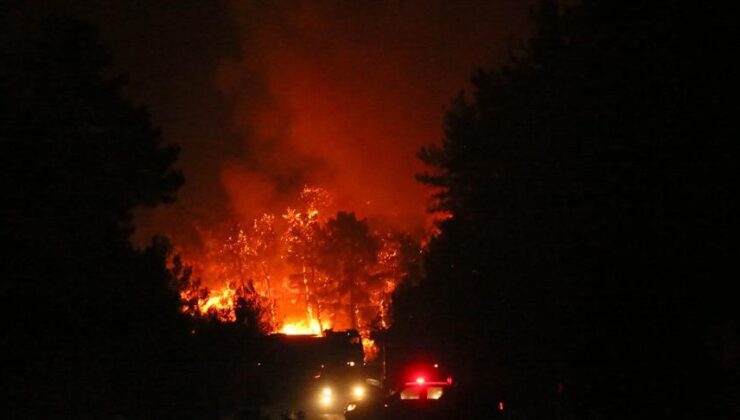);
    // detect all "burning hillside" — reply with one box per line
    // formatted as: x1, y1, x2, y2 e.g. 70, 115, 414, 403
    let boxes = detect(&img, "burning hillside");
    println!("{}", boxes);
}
174, 186, 422, 356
